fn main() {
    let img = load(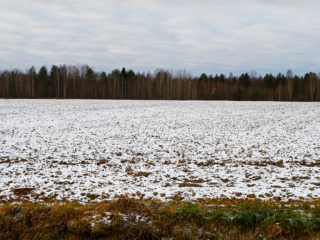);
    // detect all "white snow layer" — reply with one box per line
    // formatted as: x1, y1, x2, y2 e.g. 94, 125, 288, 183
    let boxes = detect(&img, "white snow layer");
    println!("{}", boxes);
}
0, 100, 319, 202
